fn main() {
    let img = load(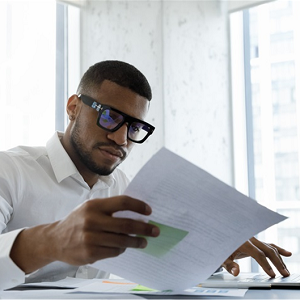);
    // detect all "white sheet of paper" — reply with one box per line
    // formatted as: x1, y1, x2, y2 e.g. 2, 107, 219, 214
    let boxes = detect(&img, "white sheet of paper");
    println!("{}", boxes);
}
18, 277, 92, 288
93, 147, 286, 292
70, 278, 248, 297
